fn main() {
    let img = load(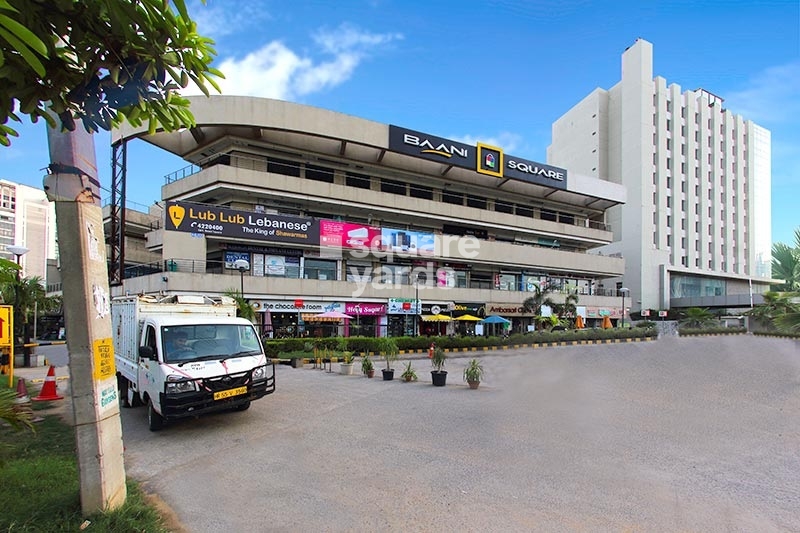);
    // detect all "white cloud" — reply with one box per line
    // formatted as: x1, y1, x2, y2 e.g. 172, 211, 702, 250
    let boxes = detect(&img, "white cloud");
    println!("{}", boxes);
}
181, 24, 403, 100
189, 0, 273, 39
724, 62, 800, 125
450, 132, 524, 154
